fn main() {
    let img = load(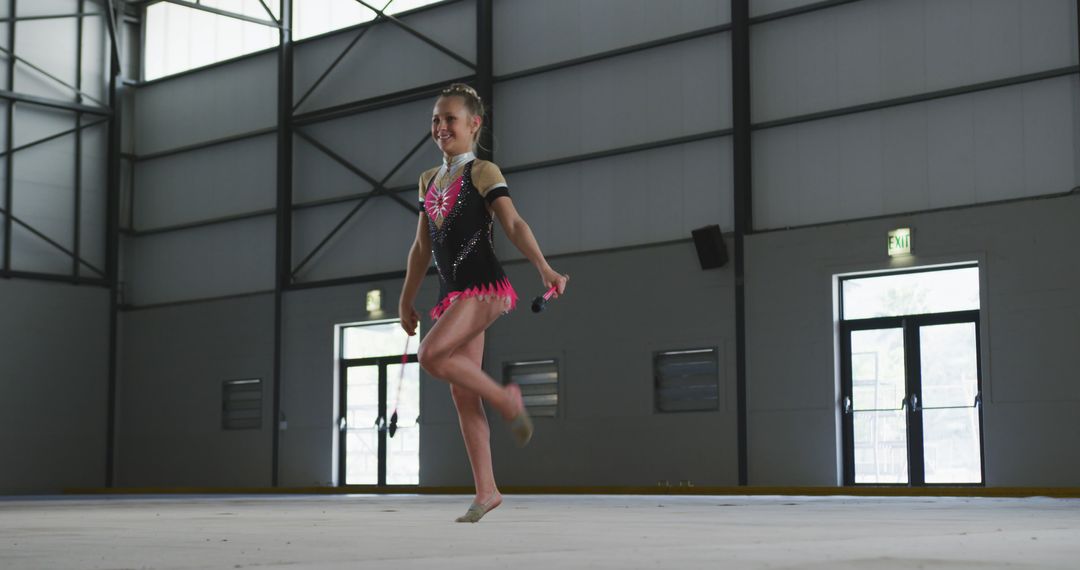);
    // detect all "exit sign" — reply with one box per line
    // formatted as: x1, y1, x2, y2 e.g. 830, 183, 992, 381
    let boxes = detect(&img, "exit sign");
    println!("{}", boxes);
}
888, 228, 912, 256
